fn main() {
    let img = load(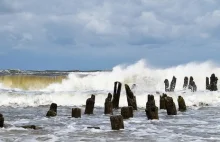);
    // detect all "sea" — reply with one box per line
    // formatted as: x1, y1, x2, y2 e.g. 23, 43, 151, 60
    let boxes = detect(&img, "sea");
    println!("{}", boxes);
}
1, 60, 220, 142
